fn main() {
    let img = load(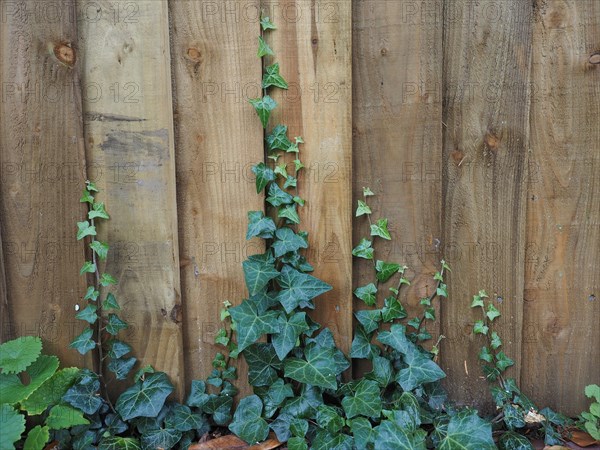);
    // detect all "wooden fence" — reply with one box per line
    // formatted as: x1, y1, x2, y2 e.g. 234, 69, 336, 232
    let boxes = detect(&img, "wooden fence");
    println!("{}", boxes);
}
1, 0, 598, 415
